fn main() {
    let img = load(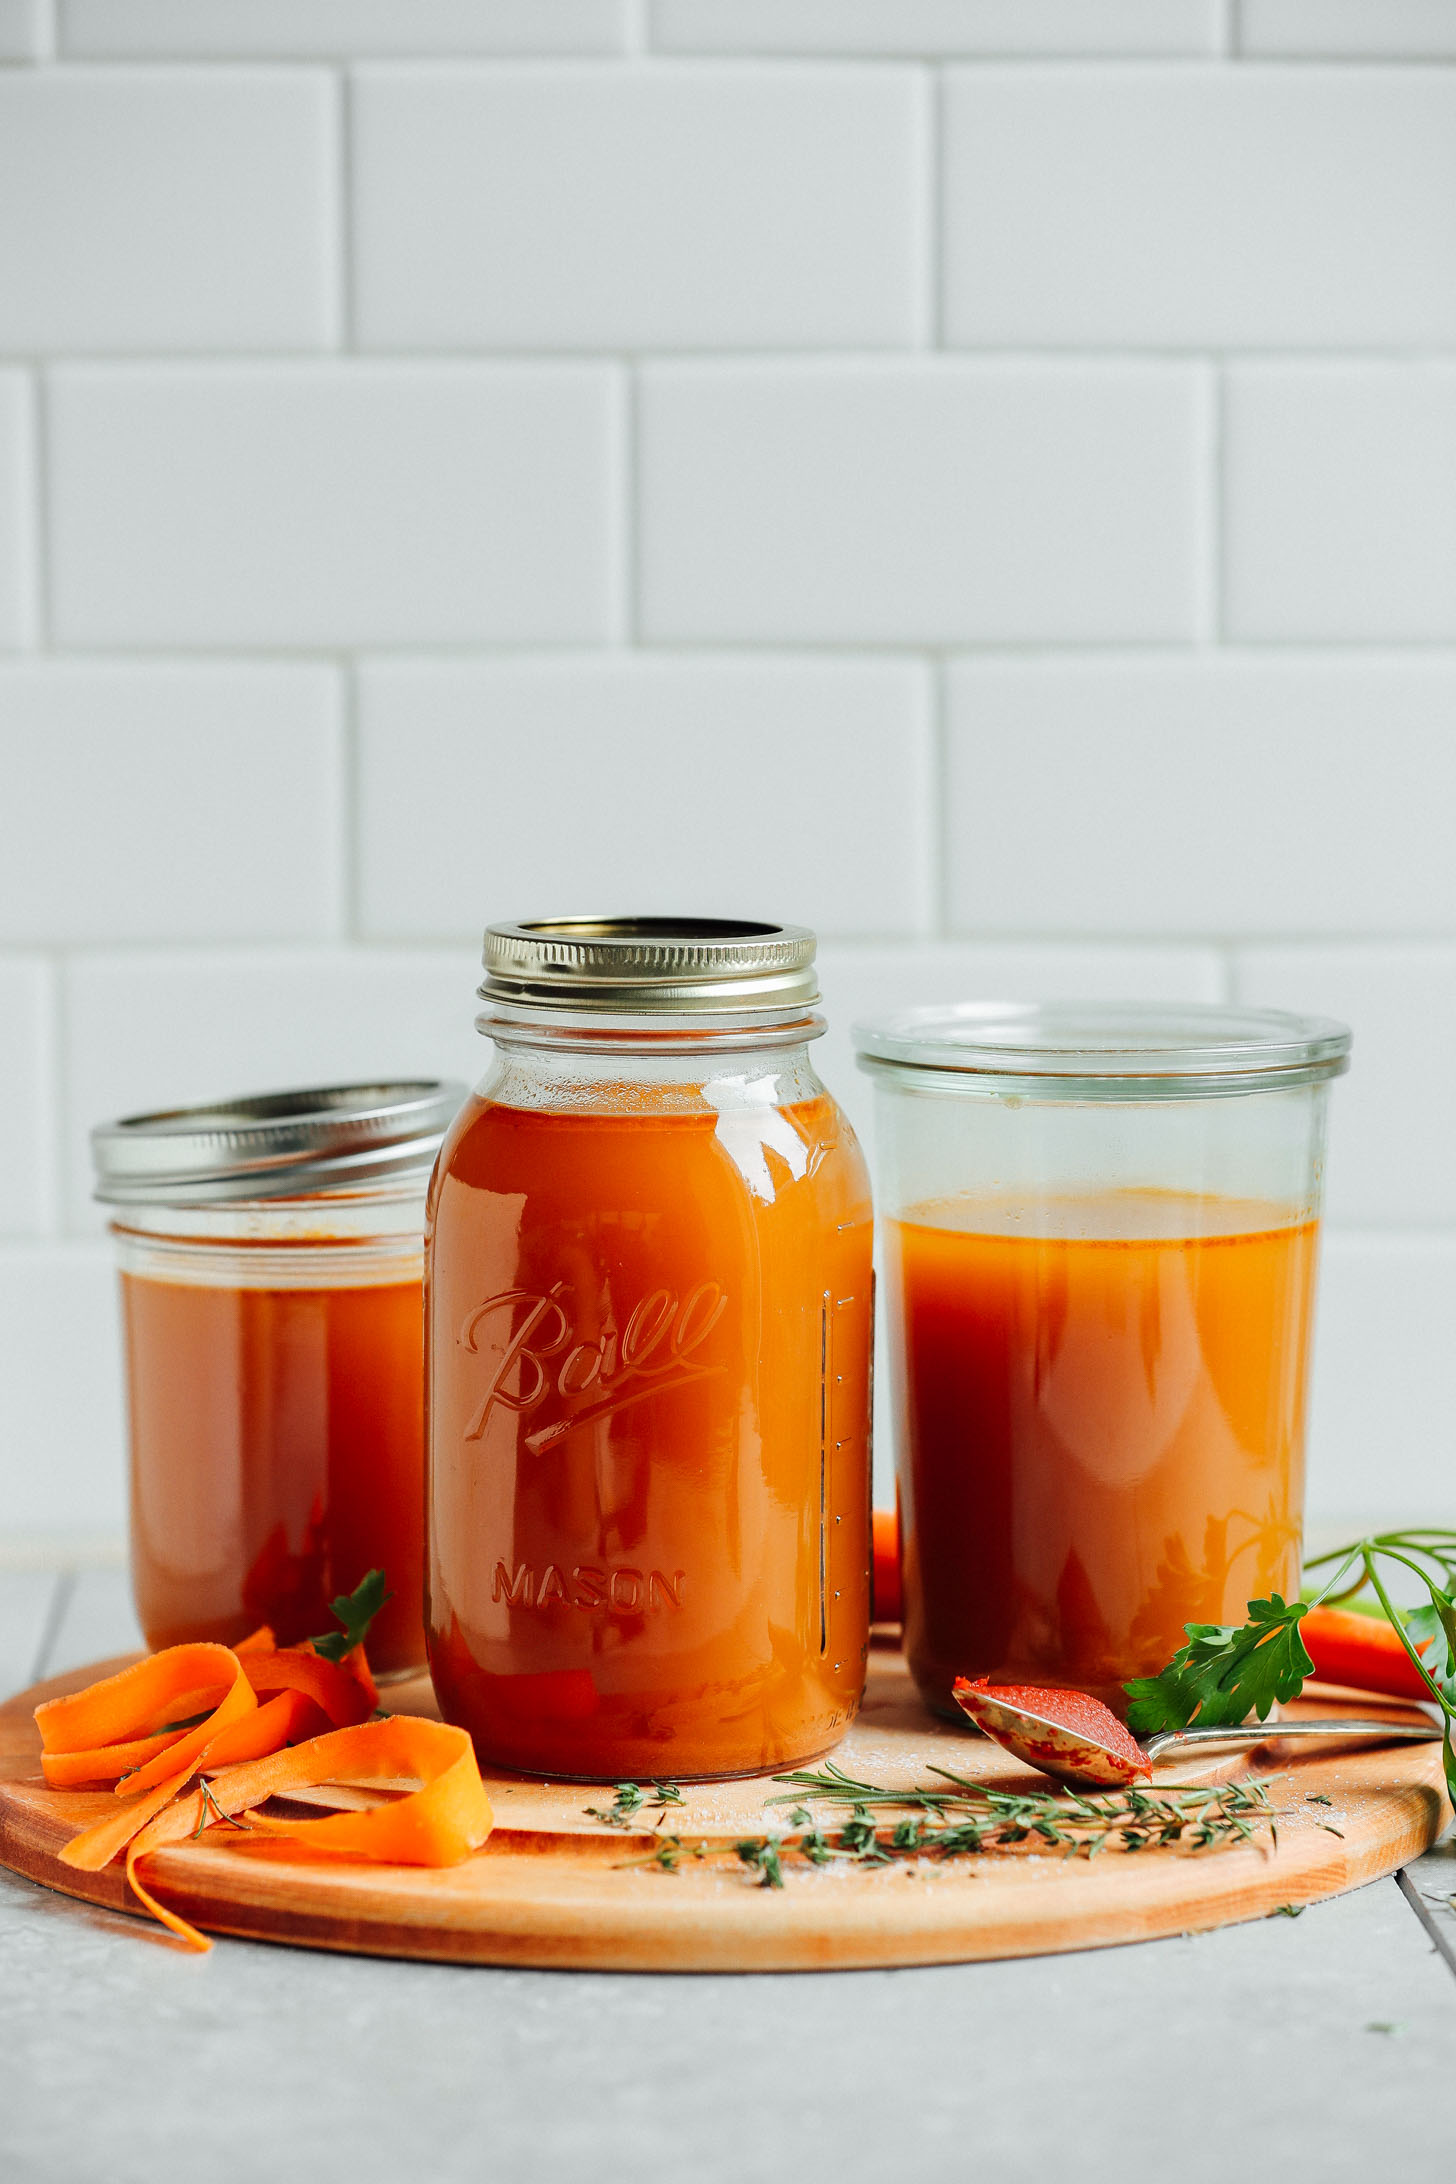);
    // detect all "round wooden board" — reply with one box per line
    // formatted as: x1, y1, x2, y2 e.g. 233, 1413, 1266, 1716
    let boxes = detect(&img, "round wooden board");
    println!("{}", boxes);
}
0, 1650, 1447, 1971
